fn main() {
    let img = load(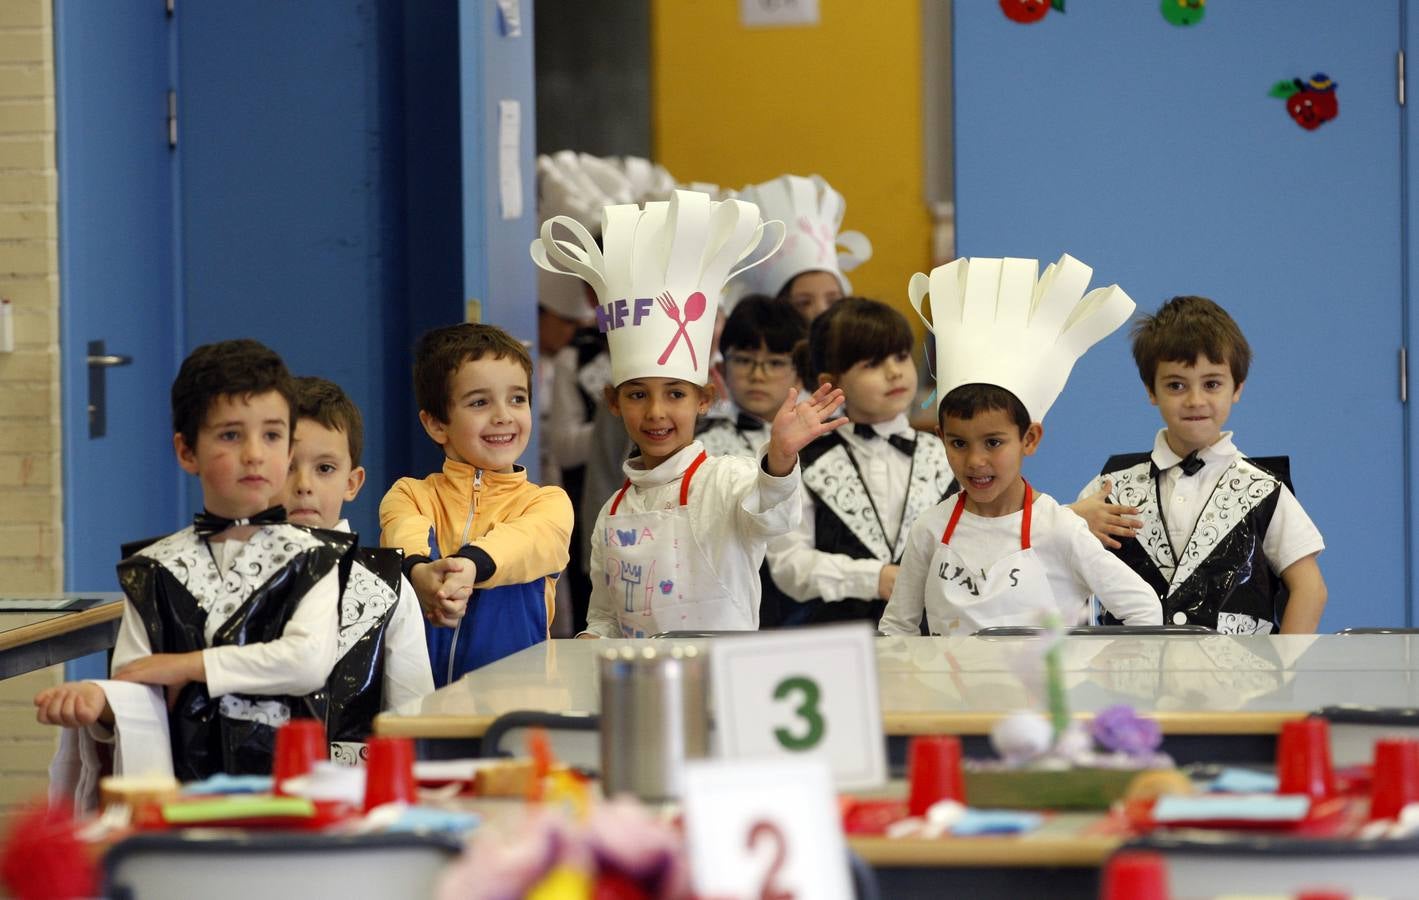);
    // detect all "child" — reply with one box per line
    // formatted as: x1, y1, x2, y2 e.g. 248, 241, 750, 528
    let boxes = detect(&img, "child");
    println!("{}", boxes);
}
735, 174, 873, 321
531, 188, 846, 637
277, 376, 433, 761
698, 294, 806, 458
881, 255, 1163, 636
380, 324, 573, 686
766, 298, 956, 627
1077, 296, 1326, 634
36, 339, 352, 783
